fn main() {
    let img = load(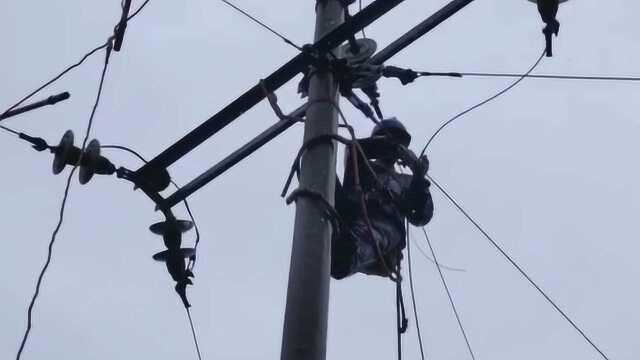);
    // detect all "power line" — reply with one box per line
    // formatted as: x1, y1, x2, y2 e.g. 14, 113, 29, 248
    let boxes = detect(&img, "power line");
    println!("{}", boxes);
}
406, 222, 426, 360
128, 0, 152, 21
459, 72, 640, 82
1, 42, 109, 119
3, 0, 154, 121
79, 45, 112, 150
412, 233, 467, 273
421, 227, 476, 360
427, 175, 611, 360
16, 168, 76, 360
101, 144, 147, 163
420, 50, 546, 156
100, 144, 201, 267
1, 124, 20, 136
219, 0, 302, 51
16, 44, 113, 360
186, 308, 204, 360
